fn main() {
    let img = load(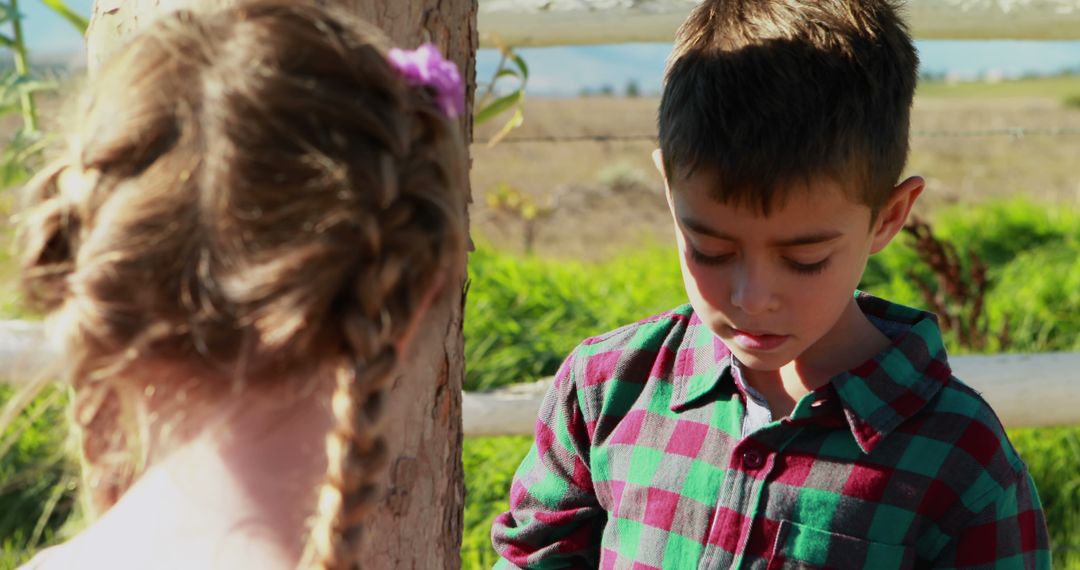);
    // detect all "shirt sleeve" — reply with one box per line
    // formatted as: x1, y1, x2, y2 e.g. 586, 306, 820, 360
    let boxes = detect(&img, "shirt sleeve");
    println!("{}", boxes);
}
931, 466, 1051, 569
490, 345, 605, 569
